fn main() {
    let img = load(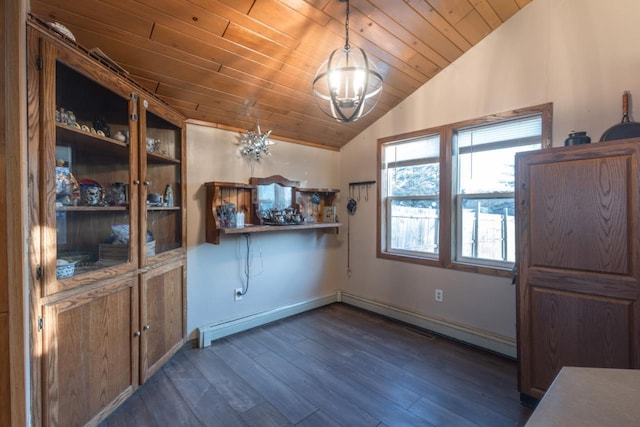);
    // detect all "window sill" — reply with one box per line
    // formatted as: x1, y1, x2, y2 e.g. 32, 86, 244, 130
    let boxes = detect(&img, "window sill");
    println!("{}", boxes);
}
377, 251, 513, 278
448, 261, 513, 278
